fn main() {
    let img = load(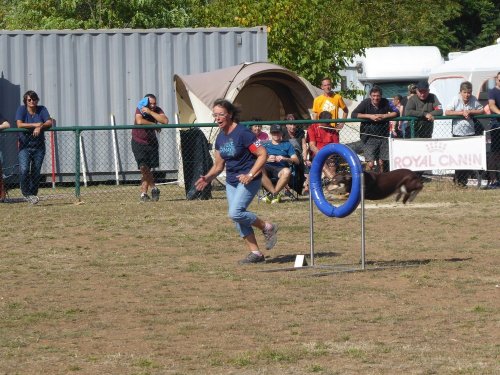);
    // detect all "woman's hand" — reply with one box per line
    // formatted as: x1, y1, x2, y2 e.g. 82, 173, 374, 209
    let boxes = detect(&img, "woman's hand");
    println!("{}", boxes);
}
195, 176, 209, 191
237, 173, 253, 185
